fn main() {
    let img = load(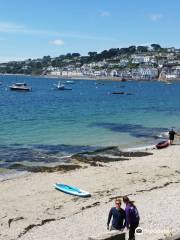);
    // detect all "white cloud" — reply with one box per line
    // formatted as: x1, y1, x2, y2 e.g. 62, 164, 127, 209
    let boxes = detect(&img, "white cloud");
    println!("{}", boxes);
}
0, 21, 61, 36
0, 21, 117, 42
149, 14, 163, 21
100, 11, 111, 17
0, 22, 25, 33
50, 39, 64, 46
0, 21, 50, 35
